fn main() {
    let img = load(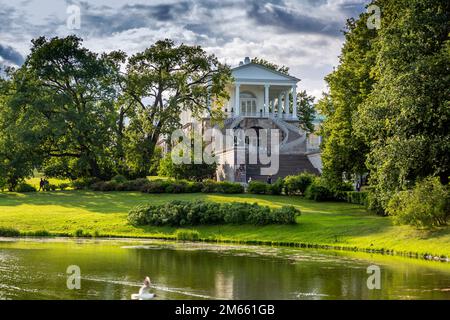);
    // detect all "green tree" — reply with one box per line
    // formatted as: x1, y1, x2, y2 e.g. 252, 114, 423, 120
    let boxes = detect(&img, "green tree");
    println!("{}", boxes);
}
354, 0, 450, 206
123, 39, 231, 176
251, 57, 290, 74
8, 36, 125, 179
0, 76, 41, 190
295, 90, 316, 133
317, 13, 376, 187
